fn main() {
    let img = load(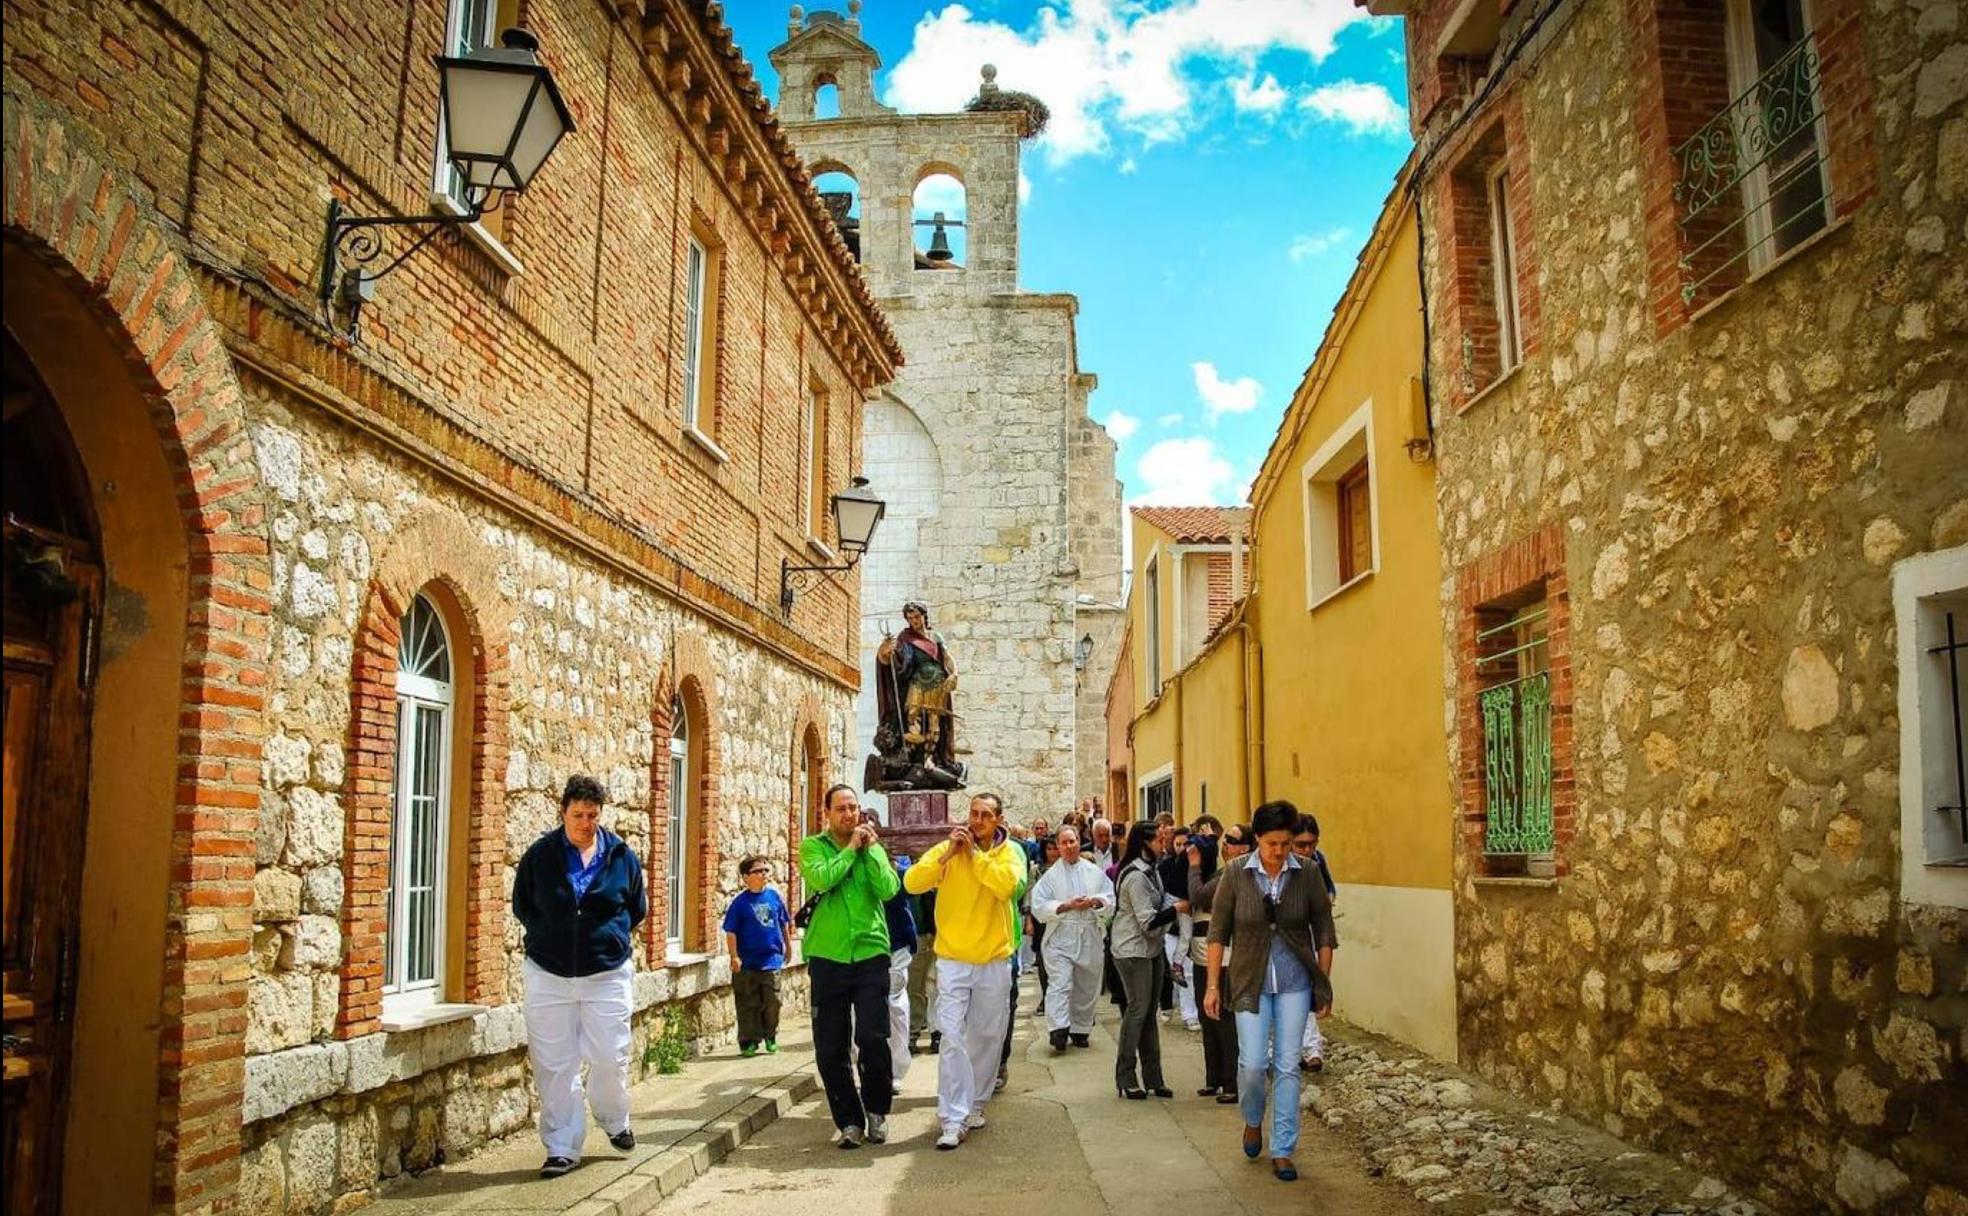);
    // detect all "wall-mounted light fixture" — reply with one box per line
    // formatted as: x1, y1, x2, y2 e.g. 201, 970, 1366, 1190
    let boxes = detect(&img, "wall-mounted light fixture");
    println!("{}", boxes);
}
1074, 632, 1095, 672
319, 29, 574, 337
781, 478, 887, 613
